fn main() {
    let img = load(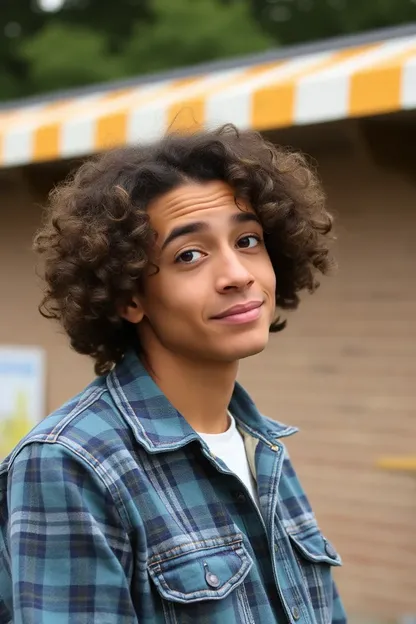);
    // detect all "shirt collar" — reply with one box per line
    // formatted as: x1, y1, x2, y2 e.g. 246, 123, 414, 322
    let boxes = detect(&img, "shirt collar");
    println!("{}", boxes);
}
106, 350, 297, 454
